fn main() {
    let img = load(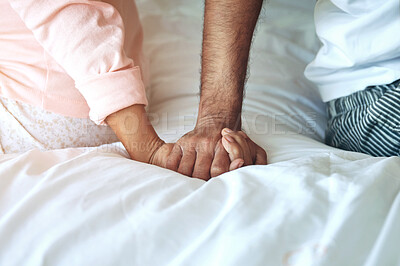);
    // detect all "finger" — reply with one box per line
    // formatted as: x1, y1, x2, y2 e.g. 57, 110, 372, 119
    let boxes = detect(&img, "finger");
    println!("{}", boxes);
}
221, 128, 233, 136
177, 147, 196, 176
224, 132, 252, 165
238, 130, 261, 164
238, 131, 248, 139
229, 158, 245, 171
223, 129, 256, 164
221, 136, 244, 162
166, 144, 182, 171
210, 140, 230, 177
239, 131, 258, 163
245, 138, 256, 163
255, 146, 268, 165
221, 128, 248, 139
192, 150, 213, 180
